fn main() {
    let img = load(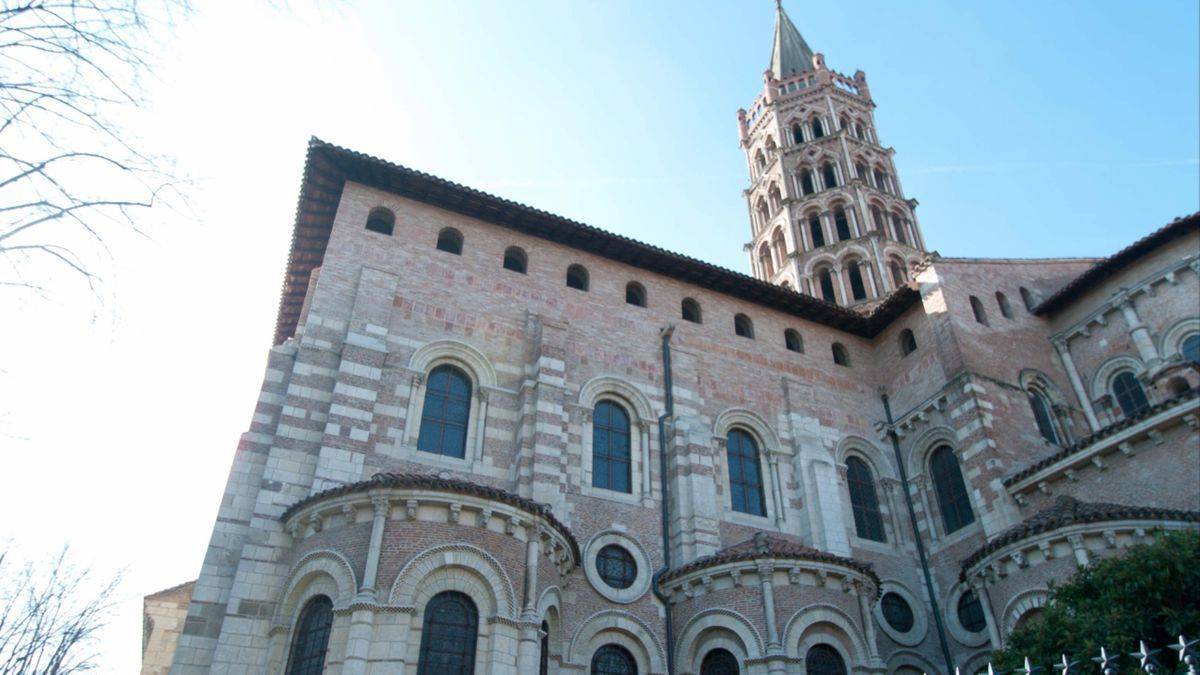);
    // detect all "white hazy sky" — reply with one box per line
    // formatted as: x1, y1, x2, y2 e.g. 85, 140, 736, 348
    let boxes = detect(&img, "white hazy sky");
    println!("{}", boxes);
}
0, 1, 1196, 671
